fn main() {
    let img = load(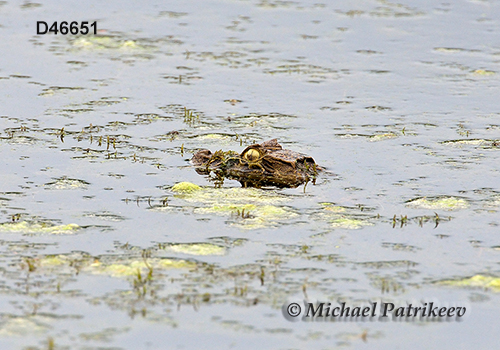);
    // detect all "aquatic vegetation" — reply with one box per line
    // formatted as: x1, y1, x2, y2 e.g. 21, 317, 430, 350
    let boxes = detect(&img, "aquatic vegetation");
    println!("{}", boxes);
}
44, 176, 90, 190
1, 134, 40, 145
83, 211, 127, 221
472, 69, 495, 76
321, 203, 346, 213
195, 204, 298, 230
336, 129, 411, 141
38, 86, 84, 97
183, 107, 200, 125
188, 133, 235, 142
381, 242, 421, 252
0, 317, 51, 336
370, 2, 424, 18
313, 203, 377, 229
441, 139, 499, 149
405, 196, 469, 210
70, 36, 152, 51
160, 243, 226, 256
171, 182, 202, 193
433, 47, 480, 53
33, 252, 196, 277
369, 132, 398, 141
174, 186, 288, 205
133, 113, 173, 124
158, 10, 188, 18
367, 274, 405, 294
264, 63, 337, 77
365, 105, 392, 112
437, 275, 500, 292
168, 185, 296, 229
390, 213, 450, 228
92, 258, 195, 277
336, 3, 424, 18
483, 194, 500, 208
0, 221, 80, 234
195, 203, 257, 214
358, 260, 417, 269
330, 216, 375, 229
